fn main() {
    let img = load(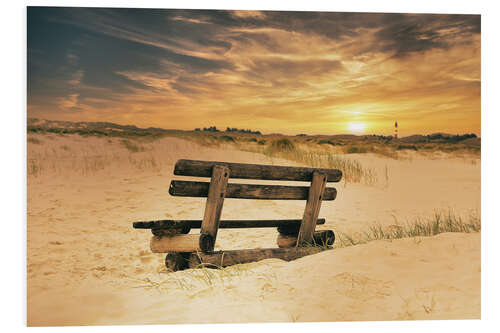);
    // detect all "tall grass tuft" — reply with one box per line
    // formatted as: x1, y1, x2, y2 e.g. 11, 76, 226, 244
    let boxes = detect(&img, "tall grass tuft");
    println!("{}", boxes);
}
28, 137, 42, 144
27, 159, 43, 177
345, 145, 367, 154
267, 138, 295, 153
133, 263, 257, 293
325, 154, 377, 185
336, 210, 480, 248
258, 141, 378, 185
121, 139, 145, 153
